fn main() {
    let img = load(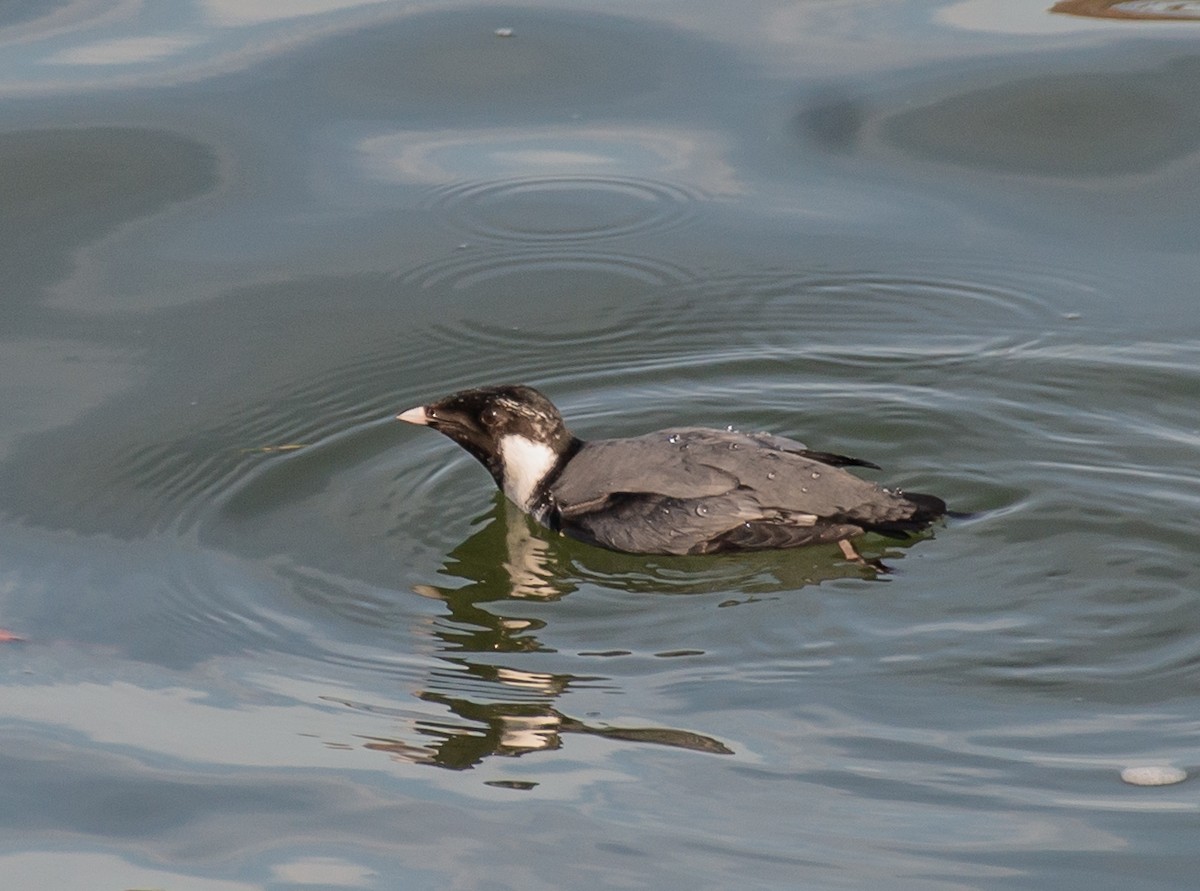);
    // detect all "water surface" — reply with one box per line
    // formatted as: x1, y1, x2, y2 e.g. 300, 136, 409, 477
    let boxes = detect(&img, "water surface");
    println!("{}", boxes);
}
2, 2, 1199, 889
